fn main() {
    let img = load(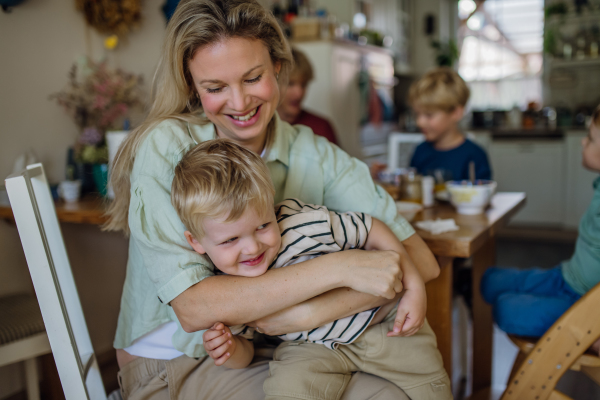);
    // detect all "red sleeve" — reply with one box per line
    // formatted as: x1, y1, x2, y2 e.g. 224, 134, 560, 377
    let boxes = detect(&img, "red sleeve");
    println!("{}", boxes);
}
294, 110, 338, 145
